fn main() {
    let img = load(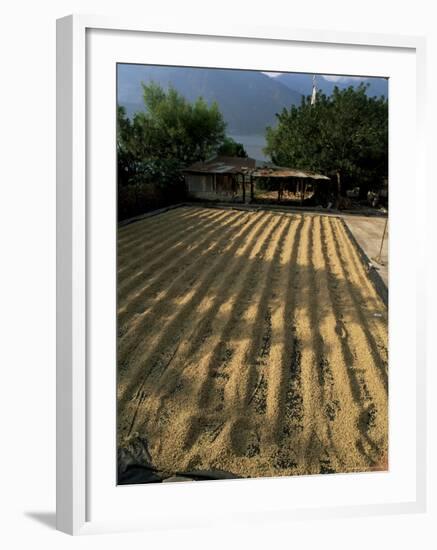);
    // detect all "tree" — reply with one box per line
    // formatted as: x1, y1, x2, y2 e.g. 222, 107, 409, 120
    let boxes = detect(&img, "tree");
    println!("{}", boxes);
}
117, 106, 138, 187
217, 137, 248, 158
117, 83, 229, 219
117, 82, 226, 190
264, 84, 388, 205
136, 82, 225, 164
